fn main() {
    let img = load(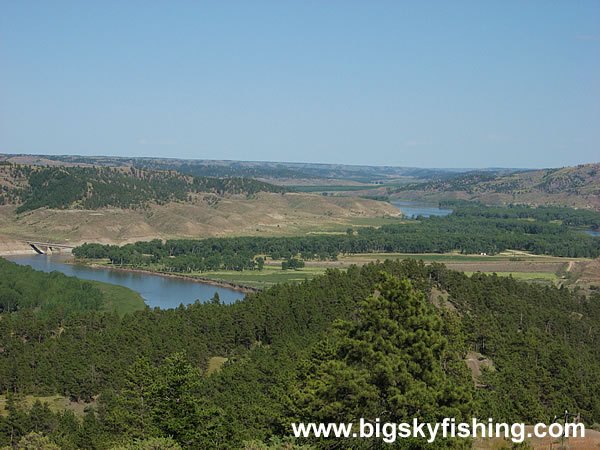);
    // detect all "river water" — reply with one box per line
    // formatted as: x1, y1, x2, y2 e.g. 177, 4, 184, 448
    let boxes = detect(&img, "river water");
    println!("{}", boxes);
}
4, 254, 246, 309
390, 201, 453, 218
